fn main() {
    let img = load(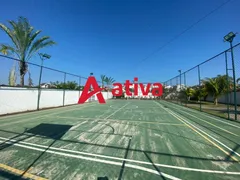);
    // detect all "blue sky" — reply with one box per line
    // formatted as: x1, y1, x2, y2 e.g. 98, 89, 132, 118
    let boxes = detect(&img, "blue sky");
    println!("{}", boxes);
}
0, 0, 239, 85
